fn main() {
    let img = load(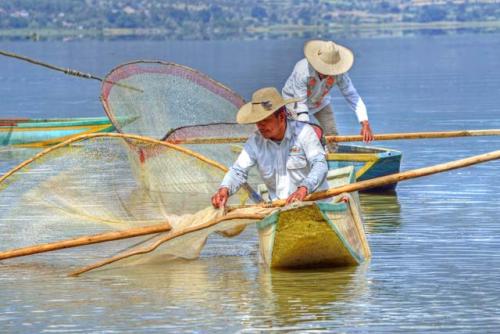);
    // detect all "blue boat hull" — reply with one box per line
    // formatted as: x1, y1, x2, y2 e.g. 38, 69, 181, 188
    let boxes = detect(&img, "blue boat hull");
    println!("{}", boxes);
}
327, 144, 402, 192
